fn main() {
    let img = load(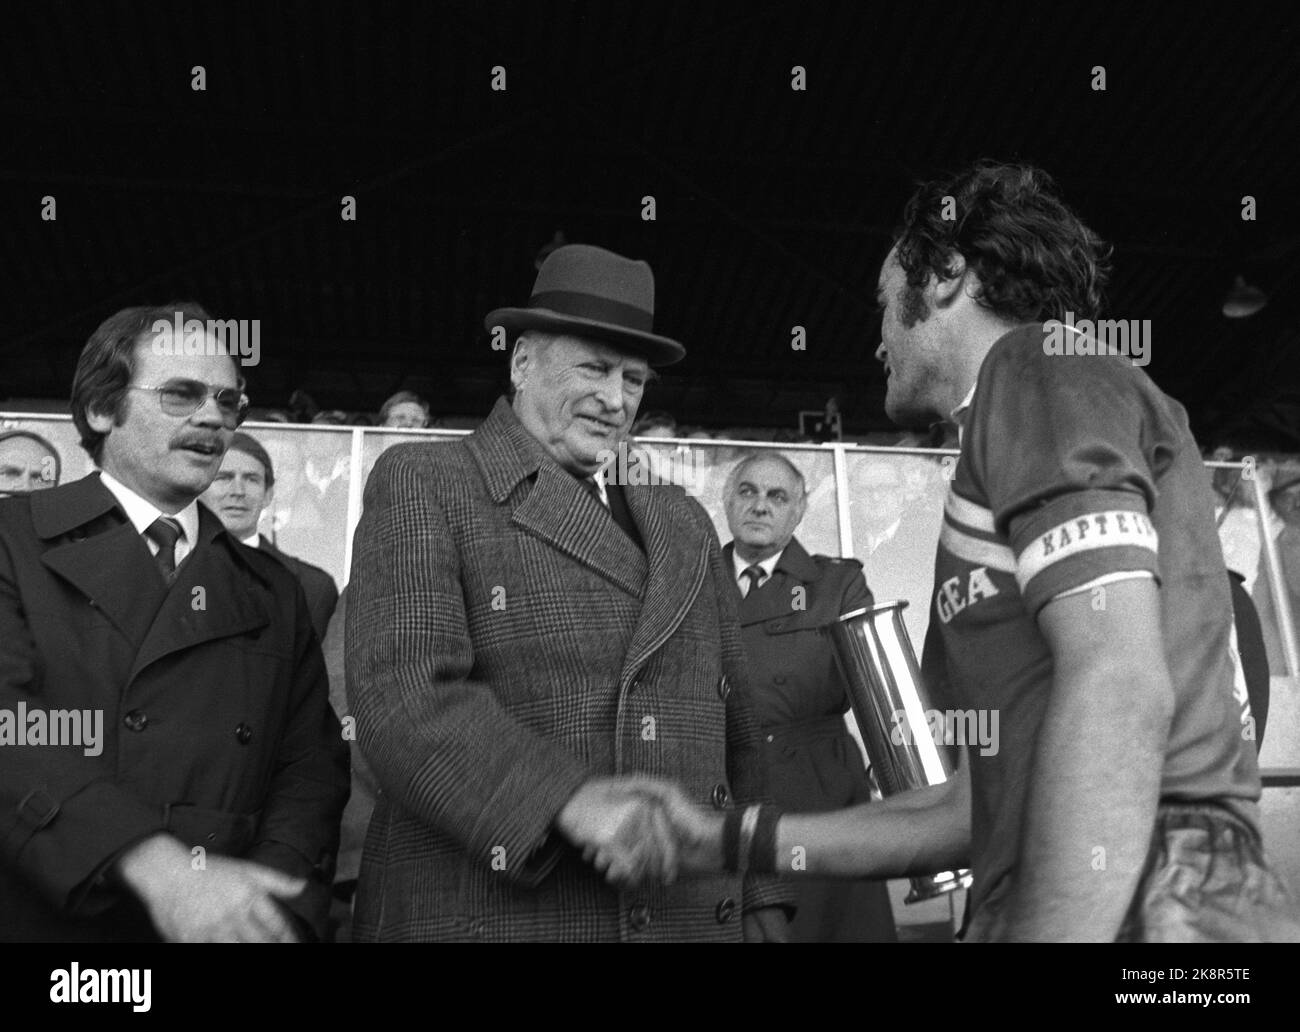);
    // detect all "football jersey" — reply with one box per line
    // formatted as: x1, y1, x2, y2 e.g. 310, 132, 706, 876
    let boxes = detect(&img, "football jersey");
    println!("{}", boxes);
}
922, 323, 1261, 921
